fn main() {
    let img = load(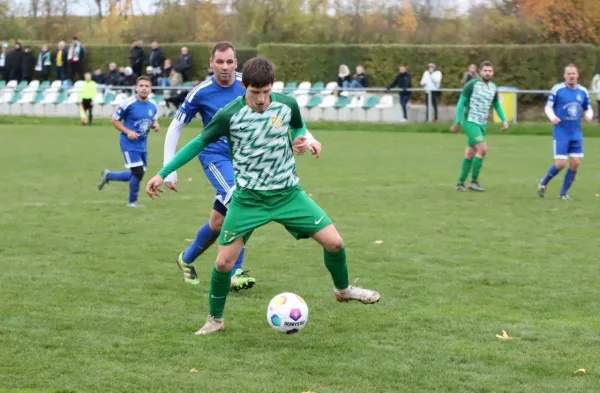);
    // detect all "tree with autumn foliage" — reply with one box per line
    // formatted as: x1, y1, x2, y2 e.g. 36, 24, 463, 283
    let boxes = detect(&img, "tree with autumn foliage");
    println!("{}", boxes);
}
507, 0, 600, 44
